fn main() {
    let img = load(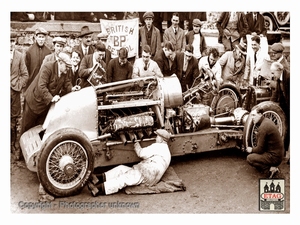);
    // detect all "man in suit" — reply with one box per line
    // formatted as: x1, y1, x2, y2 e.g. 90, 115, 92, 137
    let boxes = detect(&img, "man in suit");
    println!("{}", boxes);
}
175, 44, 199, 92
73, 26, 95, 65
153, 41, 177, 77
41, 36, 66, 67
79, 41, 107, 88
10, 32, 29, 160
270, 62, 290, 153
163, 12, 186, 53
139, 12, 162, 59
216, 12, 249, 52
245, 12, 267, 37
244, 35, 269, 86
21, 52, 80, 135
24, 27, 51, 91
185, 19, 207, 60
